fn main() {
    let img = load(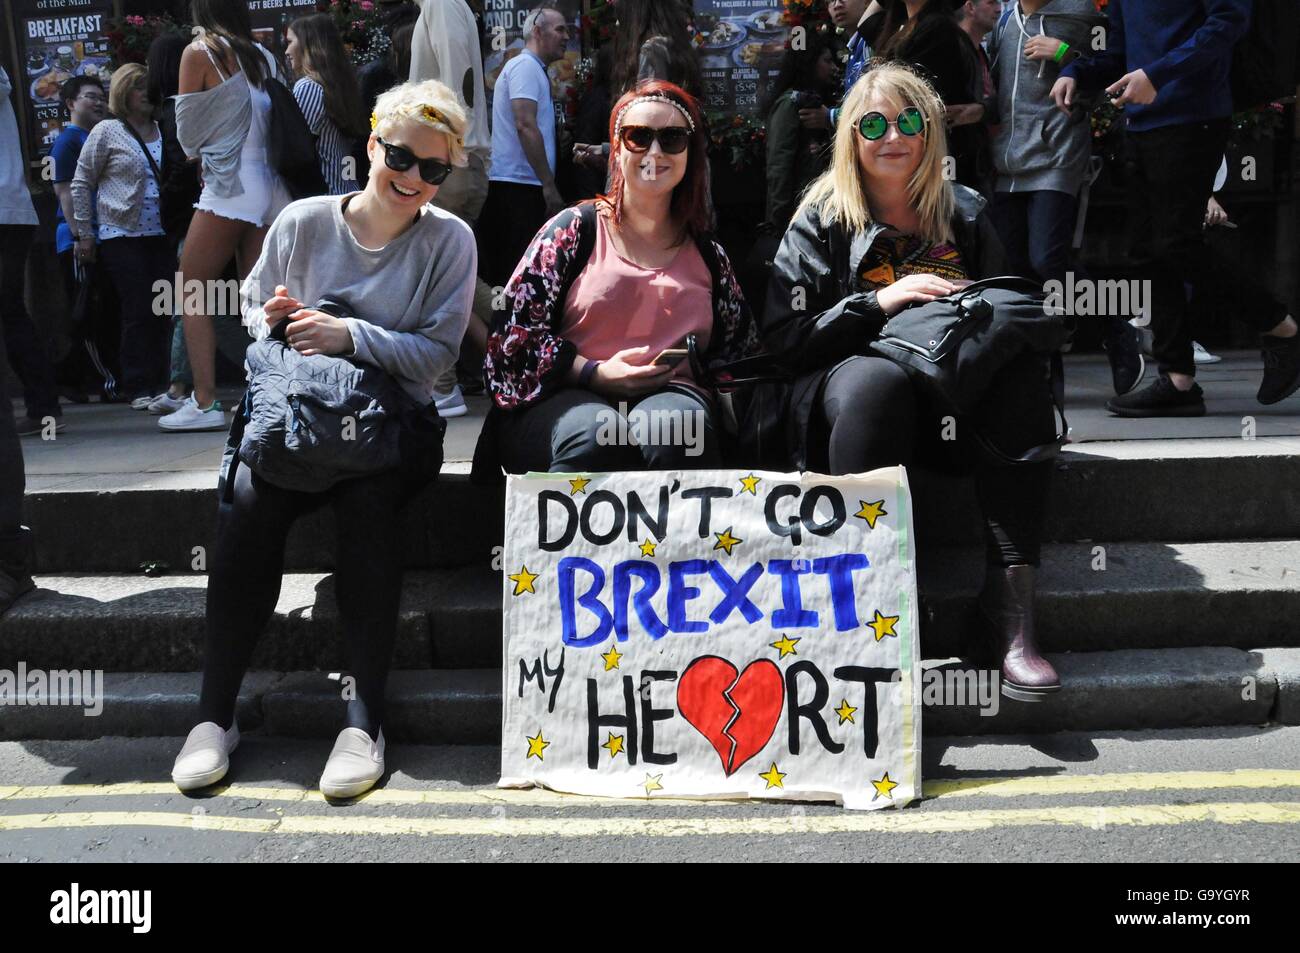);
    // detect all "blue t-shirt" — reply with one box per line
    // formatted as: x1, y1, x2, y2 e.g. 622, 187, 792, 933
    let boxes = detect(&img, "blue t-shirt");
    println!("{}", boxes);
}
489, 50, 556, 186
52, 123, 90, 253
